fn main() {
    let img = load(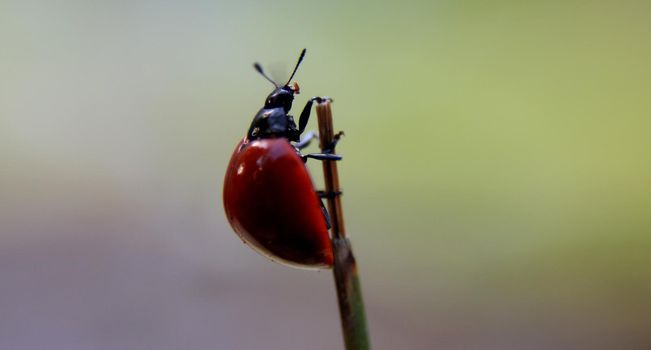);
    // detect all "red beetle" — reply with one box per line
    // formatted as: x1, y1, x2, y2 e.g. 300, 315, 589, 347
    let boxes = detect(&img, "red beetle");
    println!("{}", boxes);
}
223, 49, 341, 268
